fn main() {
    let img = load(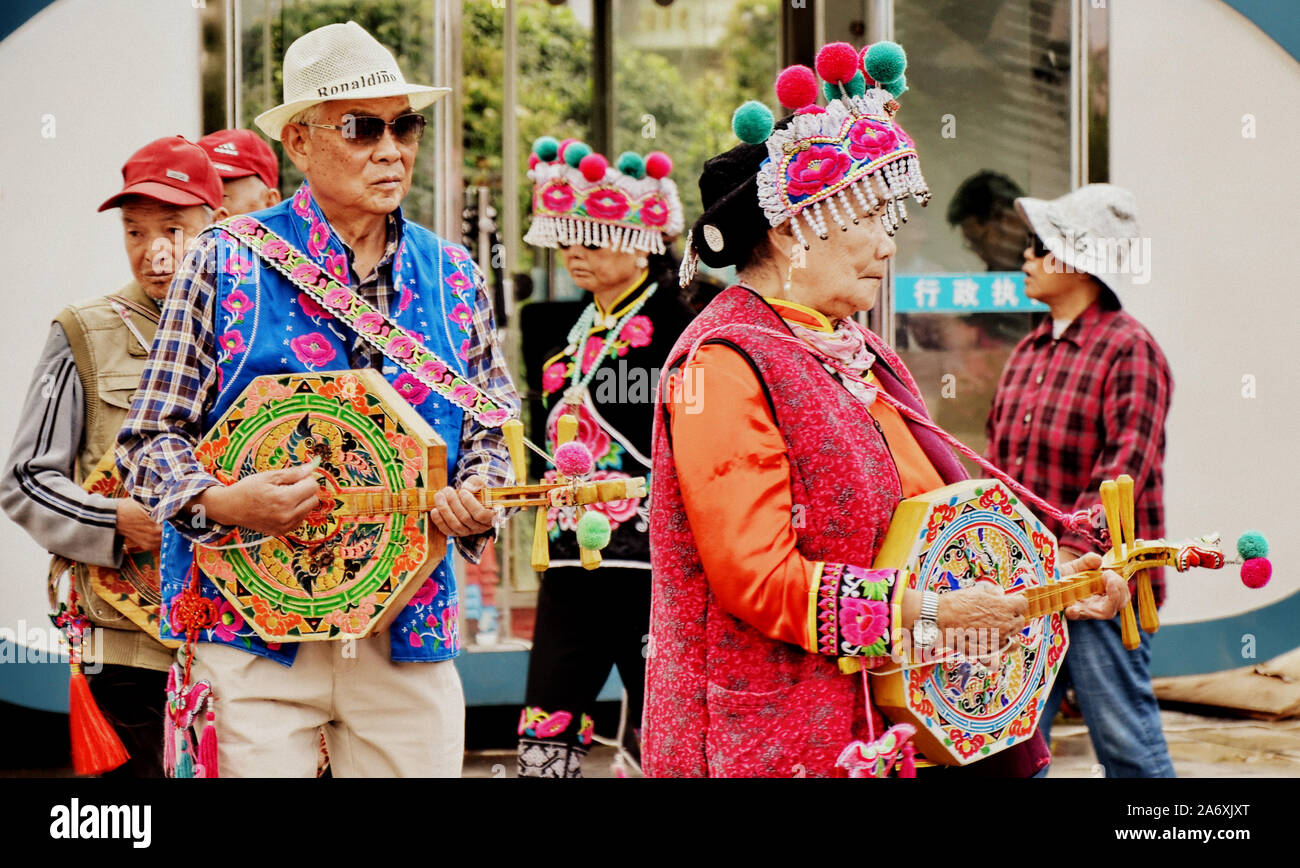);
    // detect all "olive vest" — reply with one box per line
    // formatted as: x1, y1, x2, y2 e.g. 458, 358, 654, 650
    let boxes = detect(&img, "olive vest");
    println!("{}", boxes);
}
52, 281, 173, 670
